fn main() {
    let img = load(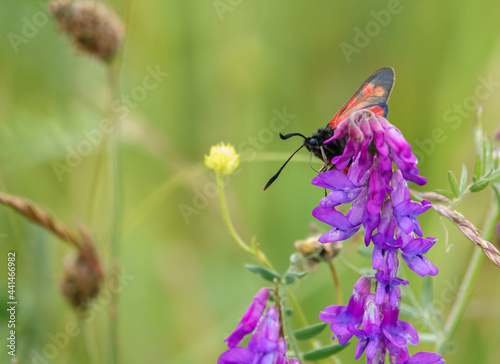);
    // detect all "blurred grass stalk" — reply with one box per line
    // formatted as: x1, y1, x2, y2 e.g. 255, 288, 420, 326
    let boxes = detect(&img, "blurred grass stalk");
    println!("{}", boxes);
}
107, 61, 123, 364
